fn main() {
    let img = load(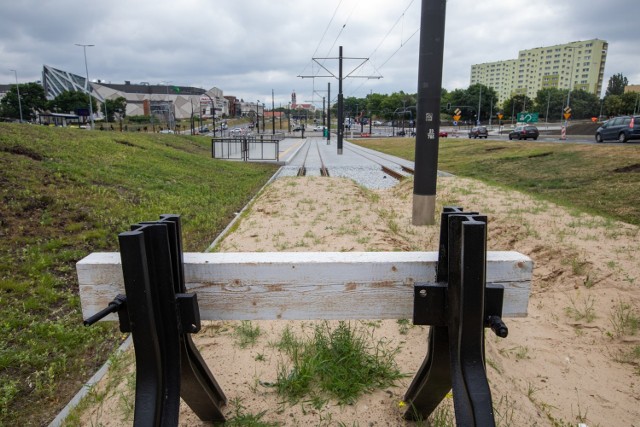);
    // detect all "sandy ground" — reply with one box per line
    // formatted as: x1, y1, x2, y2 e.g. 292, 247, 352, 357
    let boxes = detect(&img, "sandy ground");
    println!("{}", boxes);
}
77, 175, 640, 427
